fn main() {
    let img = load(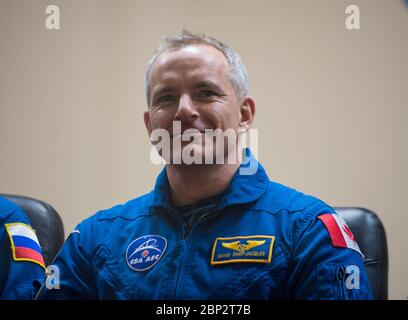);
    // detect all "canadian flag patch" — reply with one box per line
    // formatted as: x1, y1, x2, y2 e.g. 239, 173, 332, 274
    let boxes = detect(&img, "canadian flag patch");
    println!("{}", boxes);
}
318, 213, 363, 257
